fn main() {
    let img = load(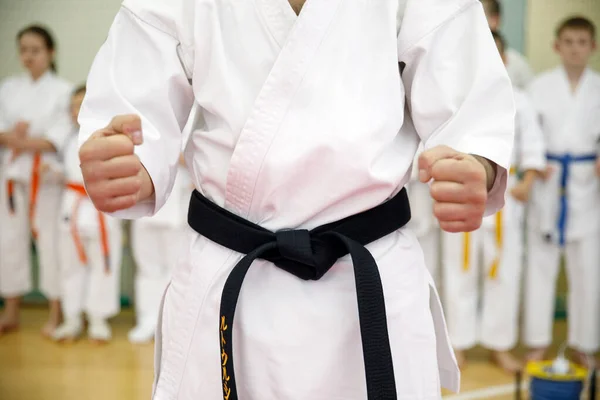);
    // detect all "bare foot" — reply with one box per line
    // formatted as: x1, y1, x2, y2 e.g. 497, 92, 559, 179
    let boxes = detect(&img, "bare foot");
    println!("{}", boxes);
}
455, 349, 467, 370
41, 320, 60, 338
572, 351, 595, 369
526, 348, 547, 363
0, 316, 19, 335
491, 351, 523, 374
